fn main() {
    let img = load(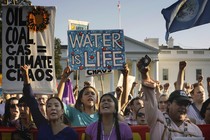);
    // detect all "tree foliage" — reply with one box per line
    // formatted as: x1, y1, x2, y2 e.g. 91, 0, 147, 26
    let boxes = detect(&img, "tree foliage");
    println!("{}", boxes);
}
54, 38, 63, 79
0, 4, 2, 65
